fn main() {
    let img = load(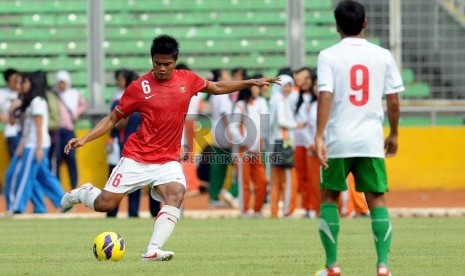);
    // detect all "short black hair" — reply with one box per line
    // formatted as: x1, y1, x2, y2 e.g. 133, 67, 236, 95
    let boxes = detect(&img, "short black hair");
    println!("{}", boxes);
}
150, 34, 179, 59
3, 68, 18, 82
334, 0, 365, 36
125, 70, 139, 88
210, 69, 224, 82
114, 68, 129, 80
277, 67, 292, 77
232, 67, 247, 79
175, 63, 190, 70
19, 71, 48, 113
